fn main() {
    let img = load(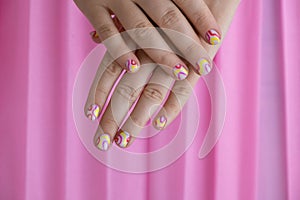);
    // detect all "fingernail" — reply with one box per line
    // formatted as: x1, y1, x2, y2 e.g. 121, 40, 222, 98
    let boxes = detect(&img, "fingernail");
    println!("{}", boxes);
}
94, 133, 111, 151
86, 104, 101, 121
114, 130, 131, 148
205, 29, 221, 45
154, 116, 167, 130
126, 59, 140, 73
196, 58, 212, 76
173, 64, 189, 80
90, 31, 99, 38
